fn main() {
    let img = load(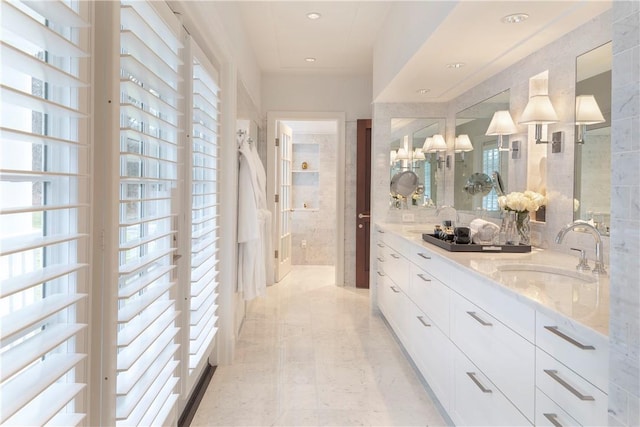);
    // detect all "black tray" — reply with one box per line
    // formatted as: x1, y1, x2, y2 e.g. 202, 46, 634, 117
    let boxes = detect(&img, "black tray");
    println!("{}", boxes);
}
422, 233, 531, 253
